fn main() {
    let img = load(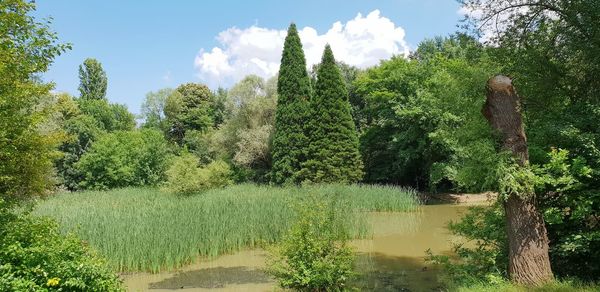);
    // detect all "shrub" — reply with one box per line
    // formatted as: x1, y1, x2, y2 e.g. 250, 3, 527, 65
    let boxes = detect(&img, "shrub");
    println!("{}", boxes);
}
428, 149, 600, 286
426, 204, 507, 286
75, 129, 170, 190
164, 153, 232, 195
0, 200, 123, 291
77, 98, 135, 132
267, 193, 355, 291
203, 160, 234, 189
